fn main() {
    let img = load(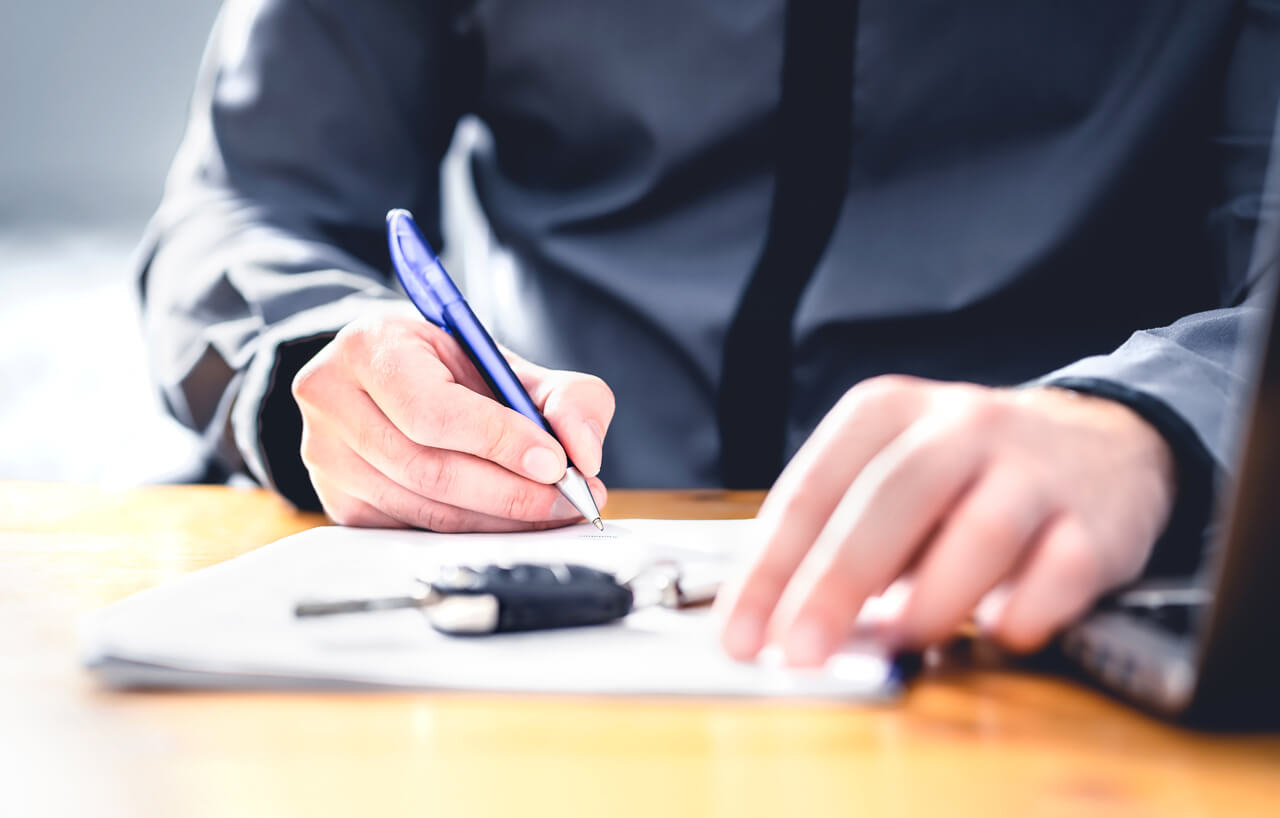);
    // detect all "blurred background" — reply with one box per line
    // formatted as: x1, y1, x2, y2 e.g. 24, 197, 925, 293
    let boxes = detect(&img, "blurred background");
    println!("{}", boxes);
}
0, 1, 487, 485
1, 1, 221, 482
